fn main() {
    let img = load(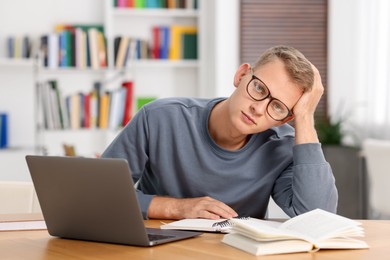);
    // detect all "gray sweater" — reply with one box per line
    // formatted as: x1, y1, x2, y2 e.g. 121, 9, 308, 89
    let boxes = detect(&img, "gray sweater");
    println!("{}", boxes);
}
102, 97, 338, 219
